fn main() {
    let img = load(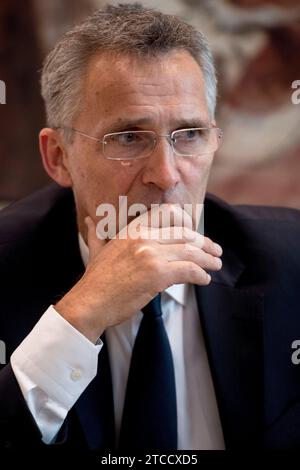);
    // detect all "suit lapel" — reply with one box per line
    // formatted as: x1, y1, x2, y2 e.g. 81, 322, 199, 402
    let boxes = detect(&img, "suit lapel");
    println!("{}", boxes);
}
194, 247, 264, 448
